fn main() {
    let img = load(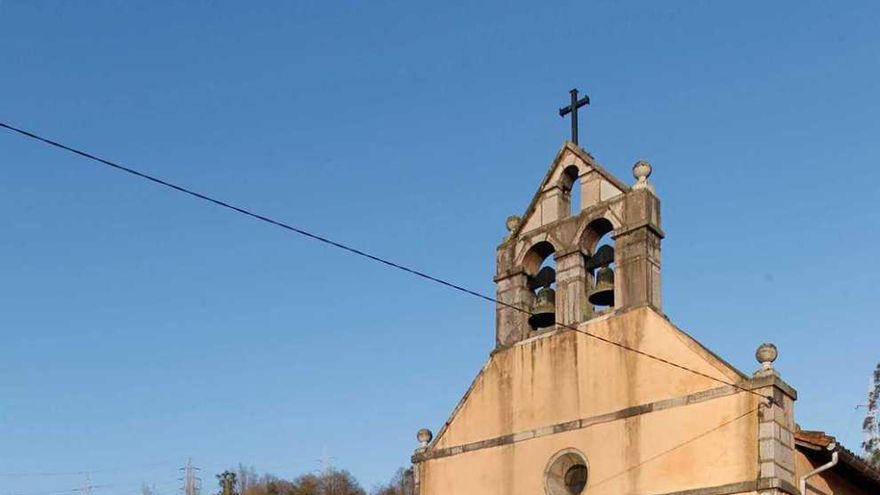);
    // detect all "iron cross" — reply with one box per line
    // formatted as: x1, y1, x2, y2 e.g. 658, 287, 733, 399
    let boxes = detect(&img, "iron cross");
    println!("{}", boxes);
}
558, 88, 590, 145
